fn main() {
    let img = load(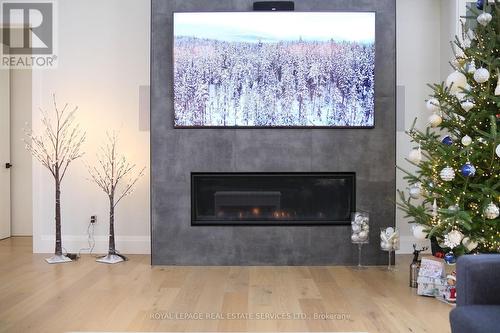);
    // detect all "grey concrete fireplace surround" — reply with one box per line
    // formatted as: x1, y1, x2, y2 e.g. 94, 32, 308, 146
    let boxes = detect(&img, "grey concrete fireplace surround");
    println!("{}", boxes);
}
151, 0, 396, 265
